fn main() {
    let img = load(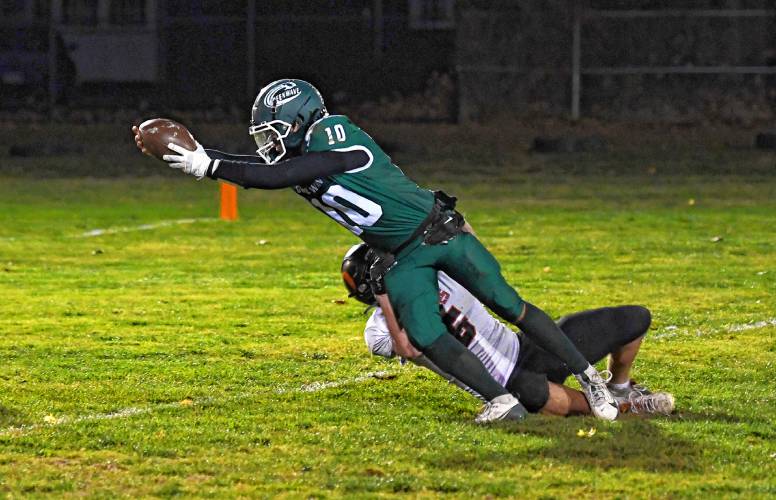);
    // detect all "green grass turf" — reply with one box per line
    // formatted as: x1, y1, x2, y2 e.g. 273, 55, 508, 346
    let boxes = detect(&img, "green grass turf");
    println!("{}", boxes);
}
0, 127, 775, 497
